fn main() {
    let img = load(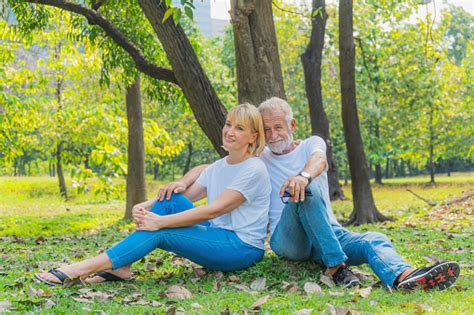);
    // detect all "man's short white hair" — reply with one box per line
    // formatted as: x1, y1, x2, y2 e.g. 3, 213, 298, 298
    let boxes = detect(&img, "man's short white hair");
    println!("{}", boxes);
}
258, 97, 293, 124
